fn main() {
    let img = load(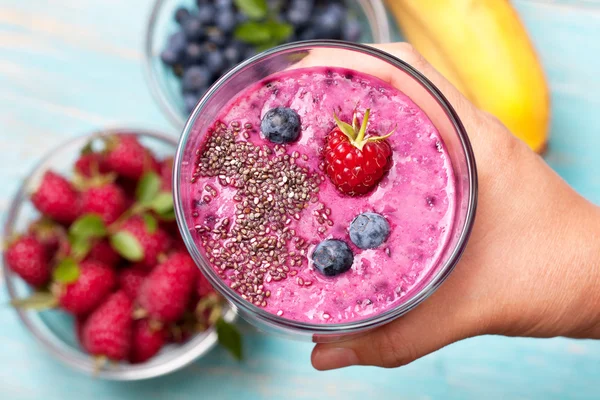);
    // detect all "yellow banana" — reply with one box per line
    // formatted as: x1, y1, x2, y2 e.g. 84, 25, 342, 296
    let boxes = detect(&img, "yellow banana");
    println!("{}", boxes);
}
386, 0, 550, 153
